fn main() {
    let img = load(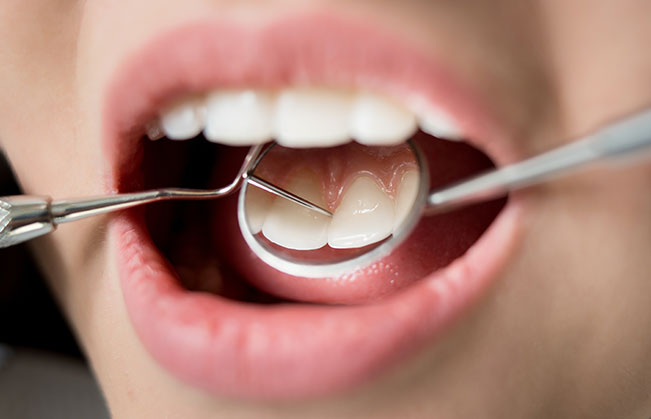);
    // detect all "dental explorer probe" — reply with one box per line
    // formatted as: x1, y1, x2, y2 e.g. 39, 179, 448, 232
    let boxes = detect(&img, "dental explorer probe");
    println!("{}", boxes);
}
0, 143, 332, 248
423, 107, 651, 216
